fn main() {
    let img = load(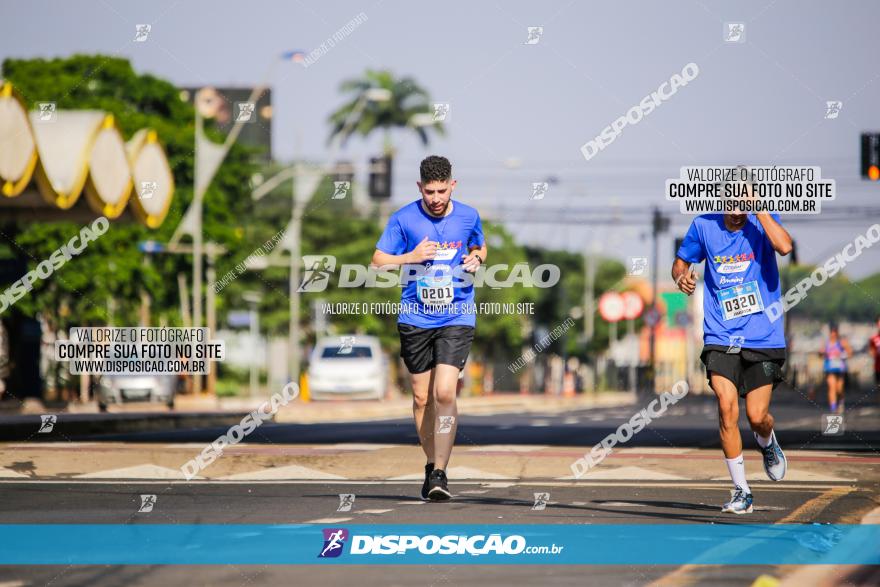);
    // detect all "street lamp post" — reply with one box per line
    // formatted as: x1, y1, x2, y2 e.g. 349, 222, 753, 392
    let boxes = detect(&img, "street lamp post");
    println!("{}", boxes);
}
288, 174, 304, 386
252, 87, 392, 386
242, 291, 262, 397
172, 56, 291, 394
138, 240, 226, 393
